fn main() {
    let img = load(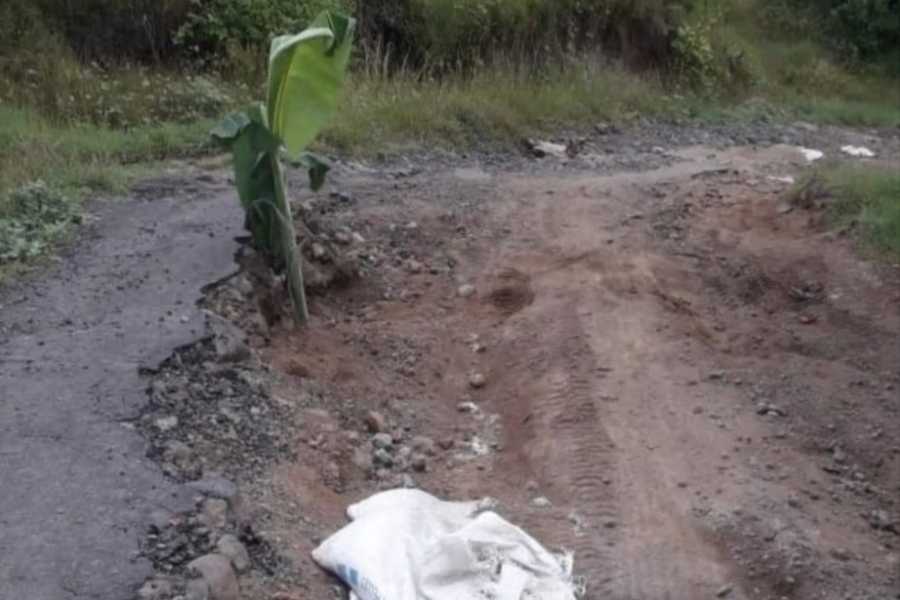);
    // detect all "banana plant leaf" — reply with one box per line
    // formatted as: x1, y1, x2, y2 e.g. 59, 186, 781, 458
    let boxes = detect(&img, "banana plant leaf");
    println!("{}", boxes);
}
212, 103, 285, 259
267, 11, 355, 157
